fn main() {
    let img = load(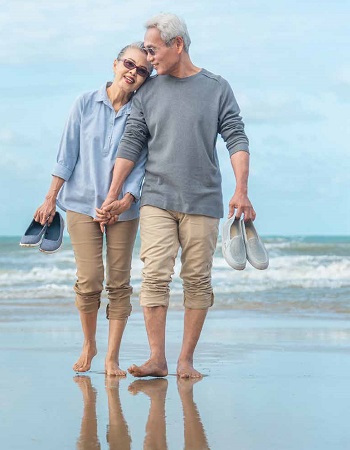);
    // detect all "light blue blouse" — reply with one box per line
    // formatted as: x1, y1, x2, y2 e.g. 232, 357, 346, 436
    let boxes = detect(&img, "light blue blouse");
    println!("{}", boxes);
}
52, 82, 147, 221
